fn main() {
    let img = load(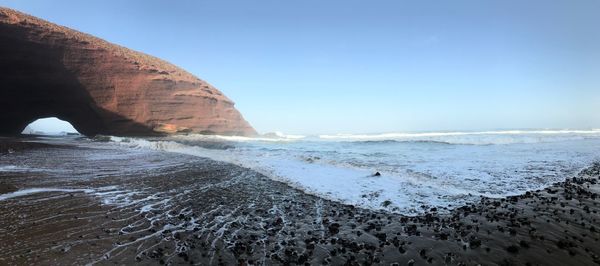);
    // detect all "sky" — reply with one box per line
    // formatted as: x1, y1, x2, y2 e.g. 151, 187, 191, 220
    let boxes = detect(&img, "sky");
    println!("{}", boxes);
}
23, 118, 78, 134
3, 0, 599, 135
